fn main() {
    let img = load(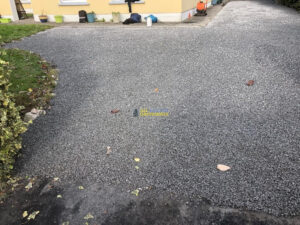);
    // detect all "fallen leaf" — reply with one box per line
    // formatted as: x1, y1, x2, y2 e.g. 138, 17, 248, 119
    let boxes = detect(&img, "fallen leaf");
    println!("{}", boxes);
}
22, 211, 28, 218
154, 88, 159, 93
25, 182, 33, 191
57, 194, 62, 198
53, 177, 59, 181
246, 80, 254, 86
106, 146, 112, 155
111, 109, 120, 114
27, 211, 39, 220
131, 189, 139, 196
84, 213, 94, 220
78, 186, 84, 190
134, 157, 140, 162
217, 164, 231, 171
135, 166, 139, 170
62, 222, 70, 225
28, 88, 33, 93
